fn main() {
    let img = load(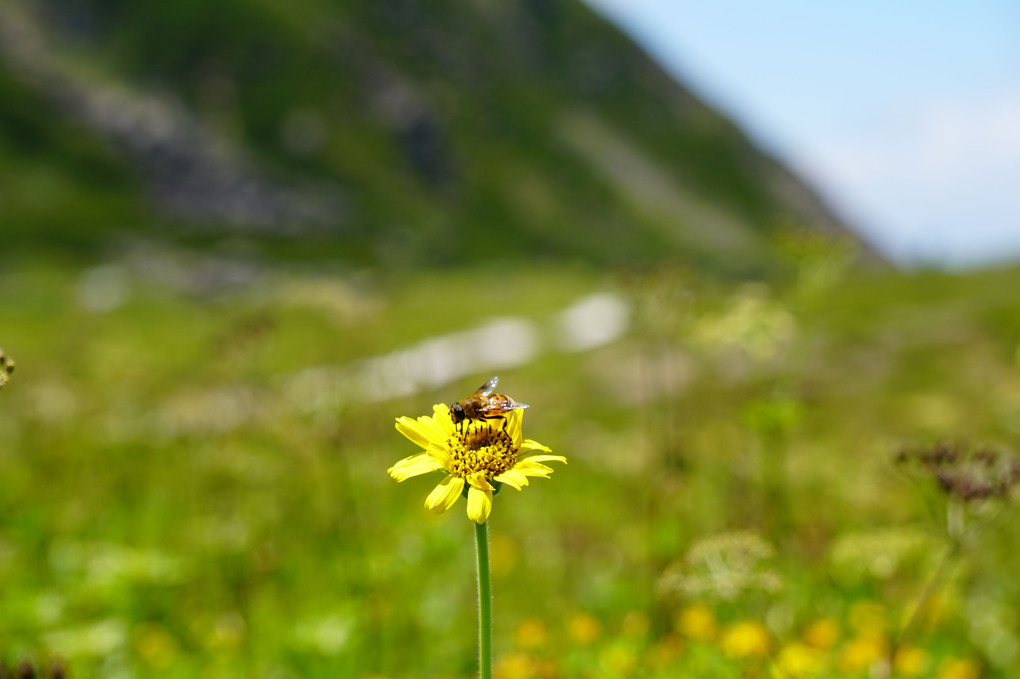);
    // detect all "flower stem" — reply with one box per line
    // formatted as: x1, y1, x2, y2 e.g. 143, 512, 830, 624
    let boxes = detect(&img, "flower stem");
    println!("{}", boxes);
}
475, 520, 492, 679
880, 500, 966, 679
